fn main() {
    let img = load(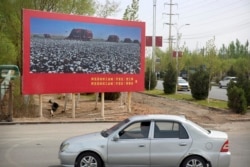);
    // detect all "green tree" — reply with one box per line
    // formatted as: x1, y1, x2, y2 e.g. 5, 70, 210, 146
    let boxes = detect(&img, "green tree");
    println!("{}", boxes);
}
227, 84, 247, 114
145, 67, 157, 90
189, 66, 209, 100
235, 73, 250, 106
0, 0, 96, 70
123, 0, 139, 21
155, 48, 171, 74
0, 32, 16, 64
163, 63, 177, 94
203, 37, 221, 100
226, 65, 237, 76
95, 0, 120, 18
